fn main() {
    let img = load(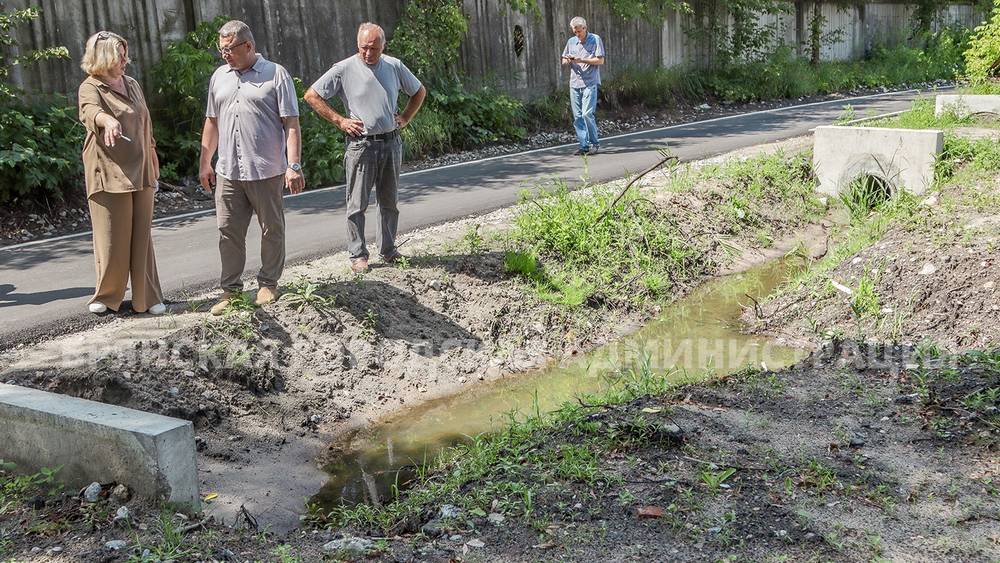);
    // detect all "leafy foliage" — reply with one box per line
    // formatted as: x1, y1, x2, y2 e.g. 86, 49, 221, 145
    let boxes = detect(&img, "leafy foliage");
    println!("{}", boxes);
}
0, 7, 69, 101
149, 16, 227, 182
388, 0, 467, 85
964, 0, 1000, 82
0, 7, 78, 203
